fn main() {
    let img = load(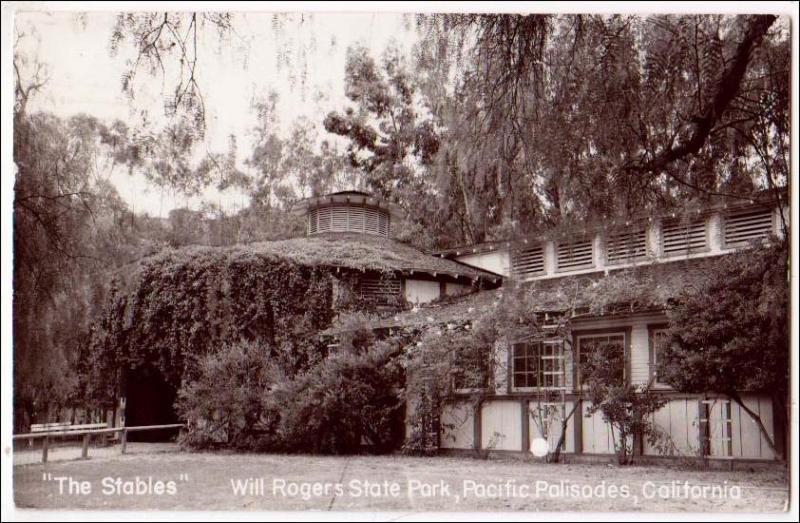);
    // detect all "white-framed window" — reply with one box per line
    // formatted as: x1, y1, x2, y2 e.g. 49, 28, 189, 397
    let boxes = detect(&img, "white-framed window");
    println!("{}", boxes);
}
511, 339, 565, 390
575, 332, 626, 386
699, 399, 733, 457
648, 326, 670, 386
